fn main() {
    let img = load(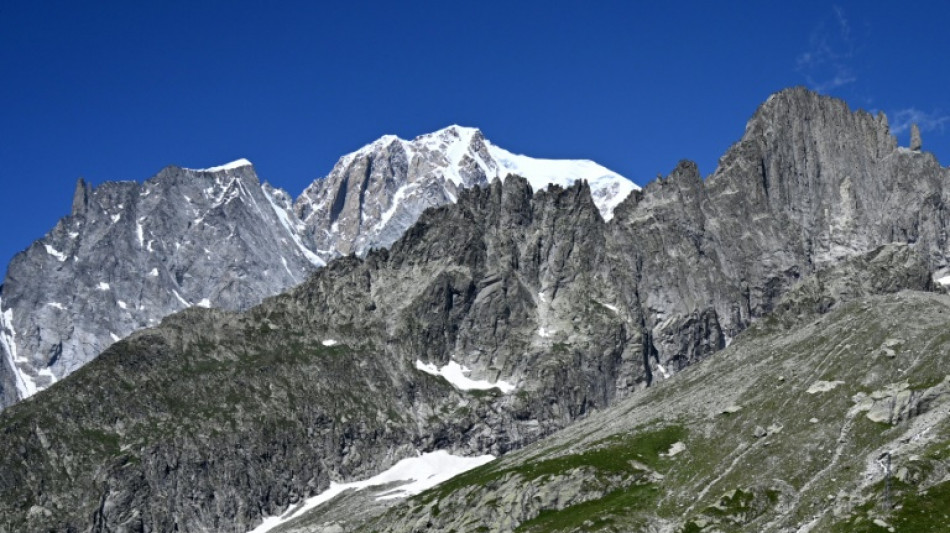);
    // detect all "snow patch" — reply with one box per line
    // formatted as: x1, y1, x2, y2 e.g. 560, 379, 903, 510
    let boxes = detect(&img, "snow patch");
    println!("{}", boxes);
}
187, 158, 253, 172
263, 187, 326, 267
110, 333, 121, 343
196, 298, 211, 308
117, 300, 128, 310
936, 275, 950, 286
415, 360, 516, 393
148, 268, 159, 277
662, 441, 686, 458
172, 290, 191, 307
322, 339, 339, 347
486, 143, 638, 221
537, 326, 553, 338
374, 183, 419, 233
44, 244, 67, 262
1, 302, 37, 399
136, 222, 144, 246
249, 451, 494, 533
279, 256, 297, 280
46, 302, 66, 310
111, 214, 121, 223
37, 366, 58, 385
656, 363, 671, 379
97, 282, 110, 291
602, 302, 619, 313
